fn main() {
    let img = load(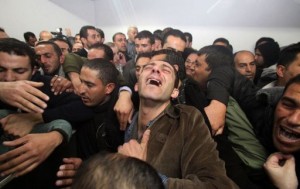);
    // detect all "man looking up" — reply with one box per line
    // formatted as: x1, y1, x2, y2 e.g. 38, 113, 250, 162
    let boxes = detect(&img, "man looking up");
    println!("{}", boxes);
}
118, 49, 237, 188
